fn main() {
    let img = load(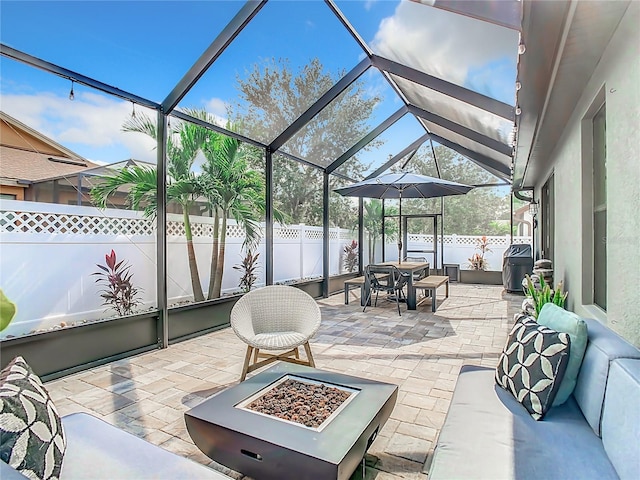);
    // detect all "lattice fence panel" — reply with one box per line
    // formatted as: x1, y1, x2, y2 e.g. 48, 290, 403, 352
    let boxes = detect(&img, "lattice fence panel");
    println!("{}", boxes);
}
166, 221, 185, 236
306, 229, 324, 240
408, 234, 435, 243
455, 236, 481, 246
226, 224, 246, 238
0, 211, 154, 235
275, 227, 301, 240
512, 236, 533, 244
